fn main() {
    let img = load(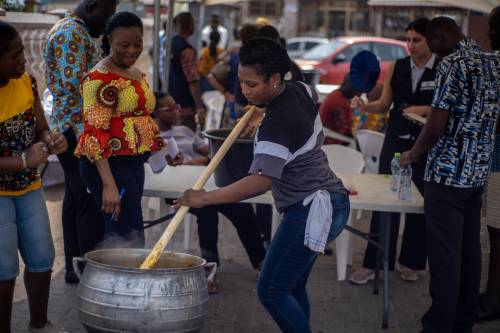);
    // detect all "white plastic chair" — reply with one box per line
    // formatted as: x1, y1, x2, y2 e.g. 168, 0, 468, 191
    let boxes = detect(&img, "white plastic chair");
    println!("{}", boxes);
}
355, 129, 385, 174
321, 144, 365, 174
323, 127, 357, 149
142, 198, 196, 251
202, 91, 225, 131
321, 144, 365, 280
141, 165, 195, 251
